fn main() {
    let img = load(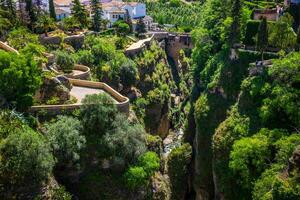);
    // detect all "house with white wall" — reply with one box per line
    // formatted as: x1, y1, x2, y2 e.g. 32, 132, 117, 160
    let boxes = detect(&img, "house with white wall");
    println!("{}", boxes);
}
98, 0, 146, 26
